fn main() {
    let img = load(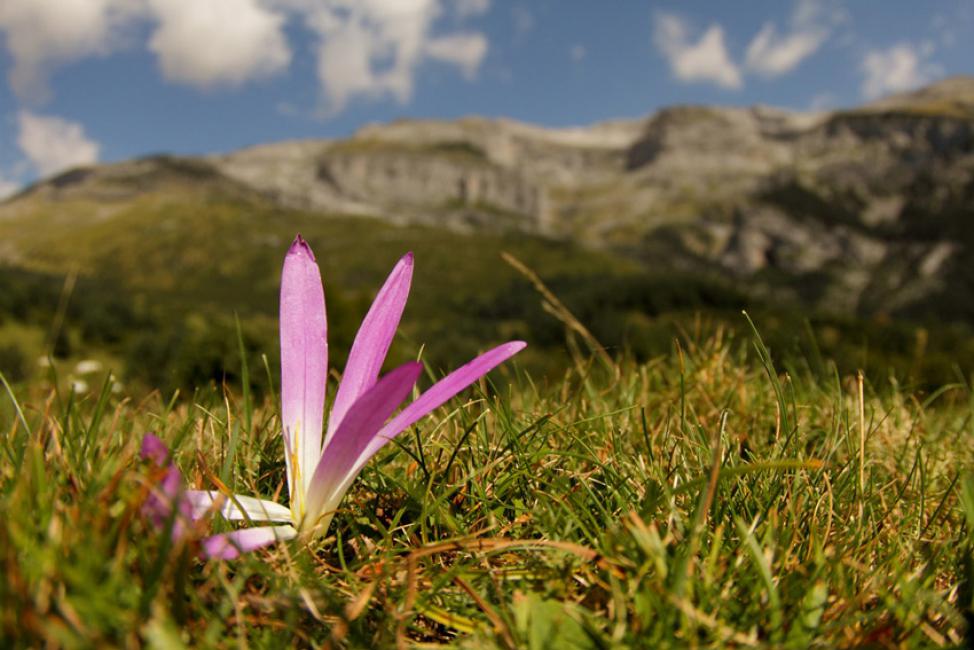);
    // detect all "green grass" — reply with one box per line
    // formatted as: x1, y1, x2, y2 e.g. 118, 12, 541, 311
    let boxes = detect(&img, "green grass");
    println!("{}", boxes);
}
0, 189, 643, 387
5, 182, 974, 397
2, 326, 972, 648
